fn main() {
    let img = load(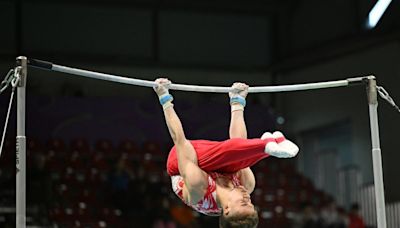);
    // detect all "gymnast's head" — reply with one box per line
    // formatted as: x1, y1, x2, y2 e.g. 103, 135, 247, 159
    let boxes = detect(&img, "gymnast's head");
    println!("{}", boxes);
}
219, 186, 259, 228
